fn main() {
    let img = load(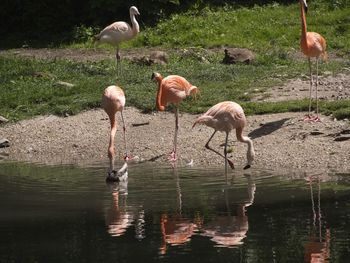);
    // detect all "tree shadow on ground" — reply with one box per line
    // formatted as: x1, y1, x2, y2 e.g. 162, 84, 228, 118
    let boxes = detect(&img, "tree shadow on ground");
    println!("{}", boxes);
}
248, 118, 290, 140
